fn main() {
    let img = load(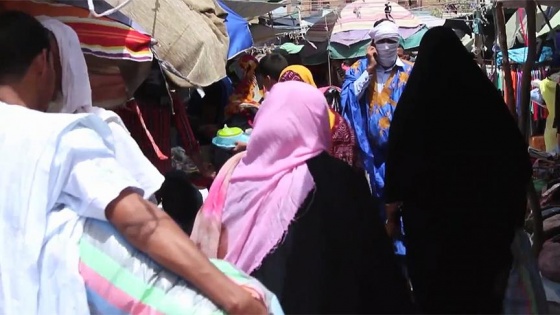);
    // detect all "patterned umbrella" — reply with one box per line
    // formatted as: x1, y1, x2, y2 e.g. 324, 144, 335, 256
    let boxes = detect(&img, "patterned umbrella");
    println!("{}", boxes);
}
307, 0, 423, 45
0, 0, 152, 62
331, 0, 423, 45
0, 0, 153, 108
